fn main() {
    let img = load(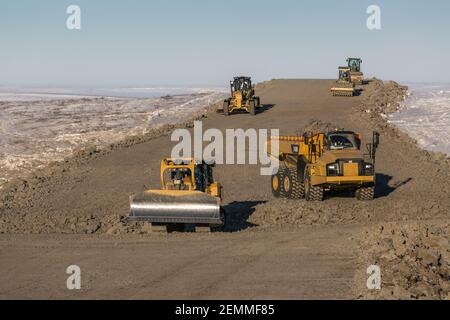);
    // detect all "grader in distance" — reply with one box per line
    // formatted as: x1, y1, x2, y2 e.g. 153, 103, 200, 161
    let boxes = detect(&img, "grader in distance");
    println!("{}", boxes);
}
223, 76, 261, 116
